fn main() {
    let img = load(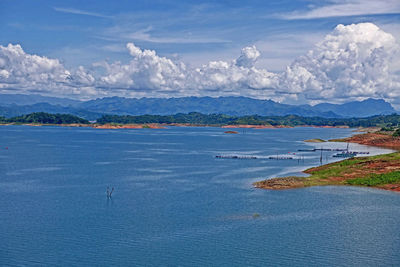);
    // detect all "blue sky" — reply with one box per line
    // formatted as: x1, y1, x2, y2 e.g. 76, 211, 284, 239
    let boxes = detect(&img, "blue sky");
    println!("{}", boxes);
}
1, 0, 400, 104
2, 0, 398, 70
